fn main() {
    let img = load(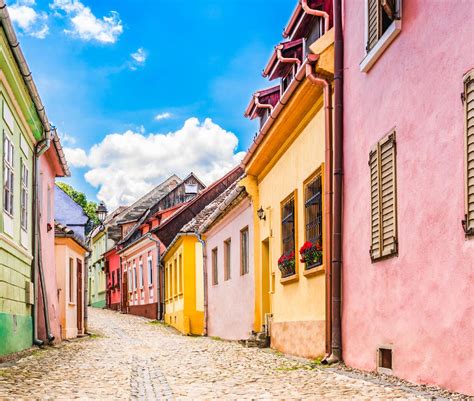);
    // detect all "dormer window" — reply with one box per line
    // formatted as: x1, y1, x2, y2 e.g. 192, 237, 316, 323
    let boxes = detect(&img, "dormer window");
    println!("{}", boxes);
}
244, 85, 280, 130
